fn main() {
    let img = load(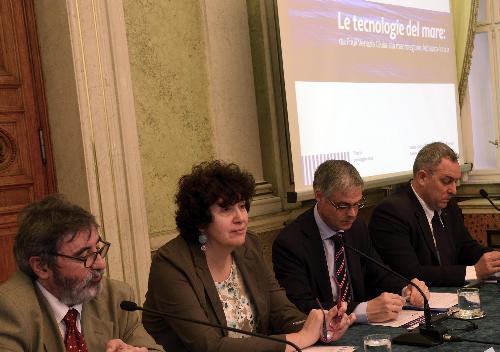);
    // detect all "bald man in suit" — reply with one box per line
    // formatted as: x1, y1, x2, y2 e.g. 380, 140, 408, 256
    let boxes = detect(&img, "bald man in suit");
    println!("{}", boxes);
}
370, 142, 500, 286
